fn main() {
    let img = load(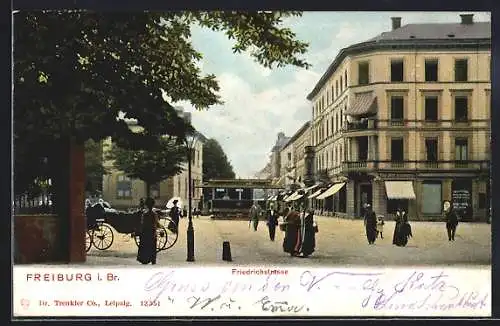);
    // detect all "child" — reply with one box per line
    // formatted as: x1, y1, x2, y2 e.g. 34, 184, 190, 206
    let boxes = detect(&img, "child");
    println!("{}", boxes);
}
376, 215, 385, 239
